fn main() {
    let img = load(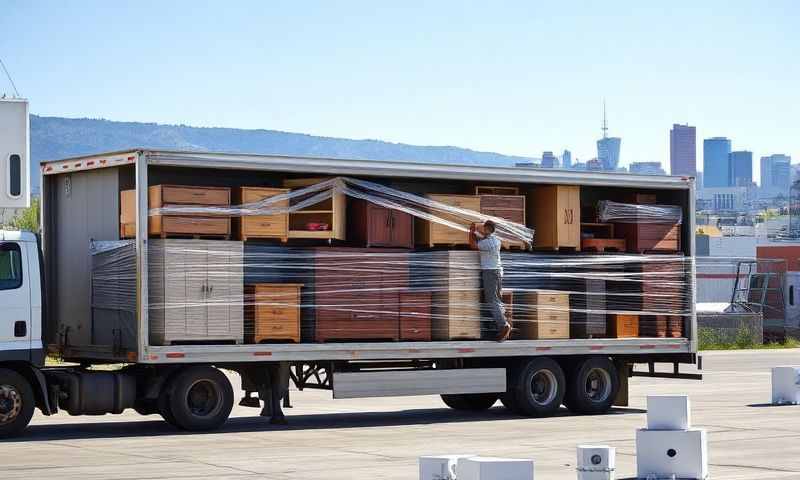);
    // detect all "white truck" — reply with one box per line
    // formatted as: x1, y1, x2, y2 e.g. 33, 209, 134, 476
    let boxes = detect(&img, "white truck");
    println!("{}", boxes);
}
0, 99, 700, 437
